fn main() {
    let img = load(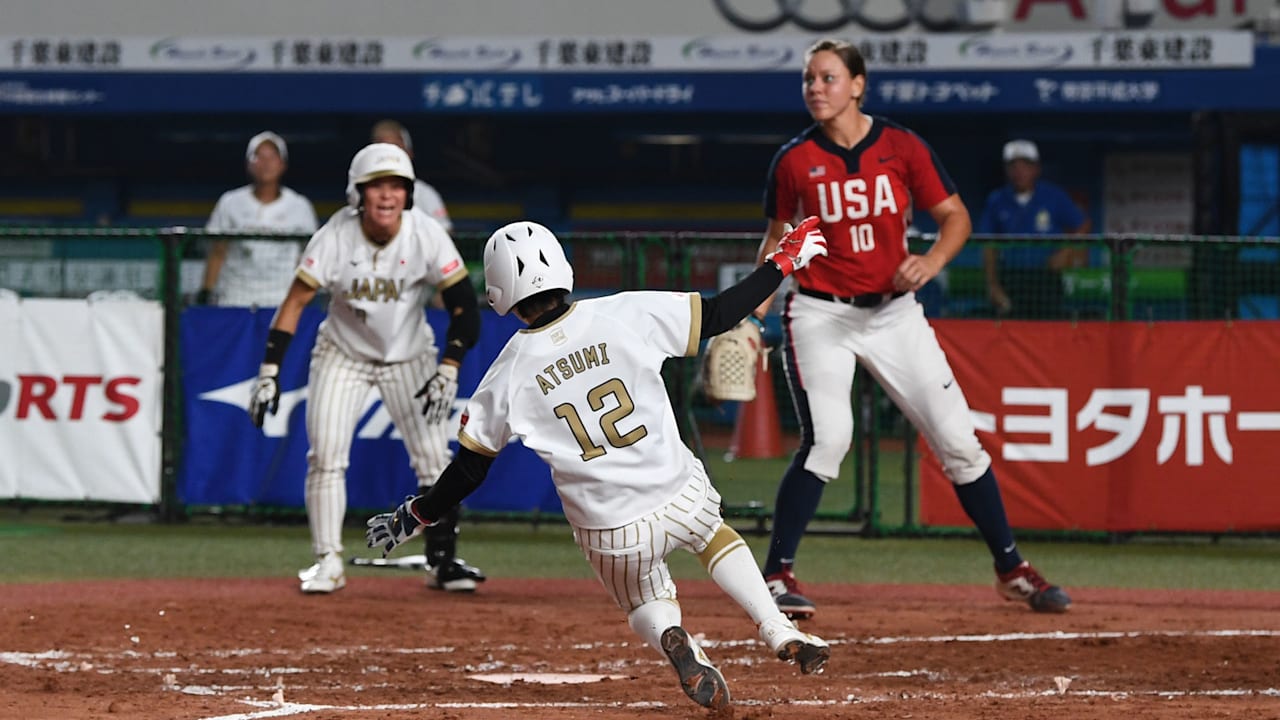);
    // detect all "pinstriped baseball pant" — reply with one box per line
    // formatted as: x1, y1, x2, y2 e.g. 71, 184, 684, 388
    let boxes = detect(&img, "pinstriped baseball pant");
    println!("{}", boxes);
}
573, 461, 724, 613
304, 333, 451, 557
